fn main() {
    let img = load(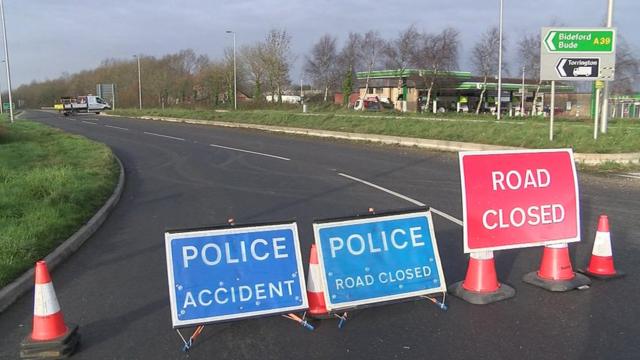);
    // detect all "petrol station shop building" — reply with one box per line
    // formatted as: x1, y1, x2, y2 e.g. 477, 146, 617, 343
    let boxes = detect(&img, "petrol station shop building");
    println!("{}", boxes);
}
353, 69, 592, 116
